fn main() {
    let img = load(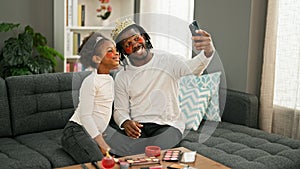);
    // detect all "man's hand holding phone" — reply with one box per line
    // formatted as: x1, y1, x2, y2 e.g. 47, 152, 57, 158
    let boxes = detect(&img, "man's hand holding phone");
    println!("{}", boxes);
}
189, 20, 215, 57
189, 20, 201, 38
